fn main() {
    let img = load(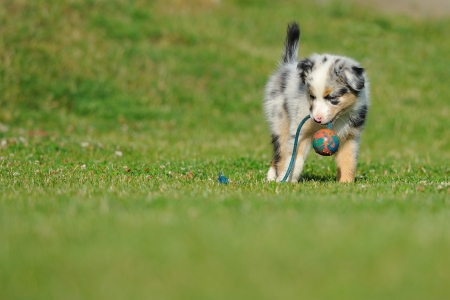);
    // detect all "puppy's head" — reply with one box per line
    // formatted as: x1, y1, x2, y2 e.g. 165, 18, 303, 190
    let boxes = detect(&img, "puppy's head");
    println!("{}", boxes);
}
297, 54, 366, 125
